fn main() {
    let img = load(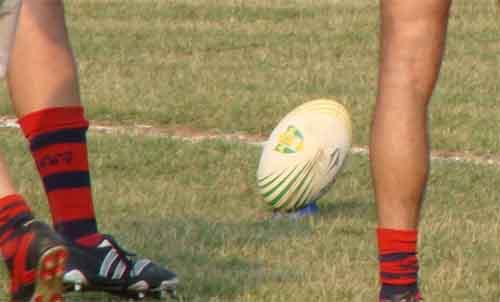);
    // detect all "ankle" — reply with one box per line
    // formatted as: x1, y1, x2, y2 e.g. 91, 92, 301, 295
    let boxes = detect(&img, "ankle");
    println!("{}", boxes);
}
380, 283, 419, 299
74, 233, 104, 248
